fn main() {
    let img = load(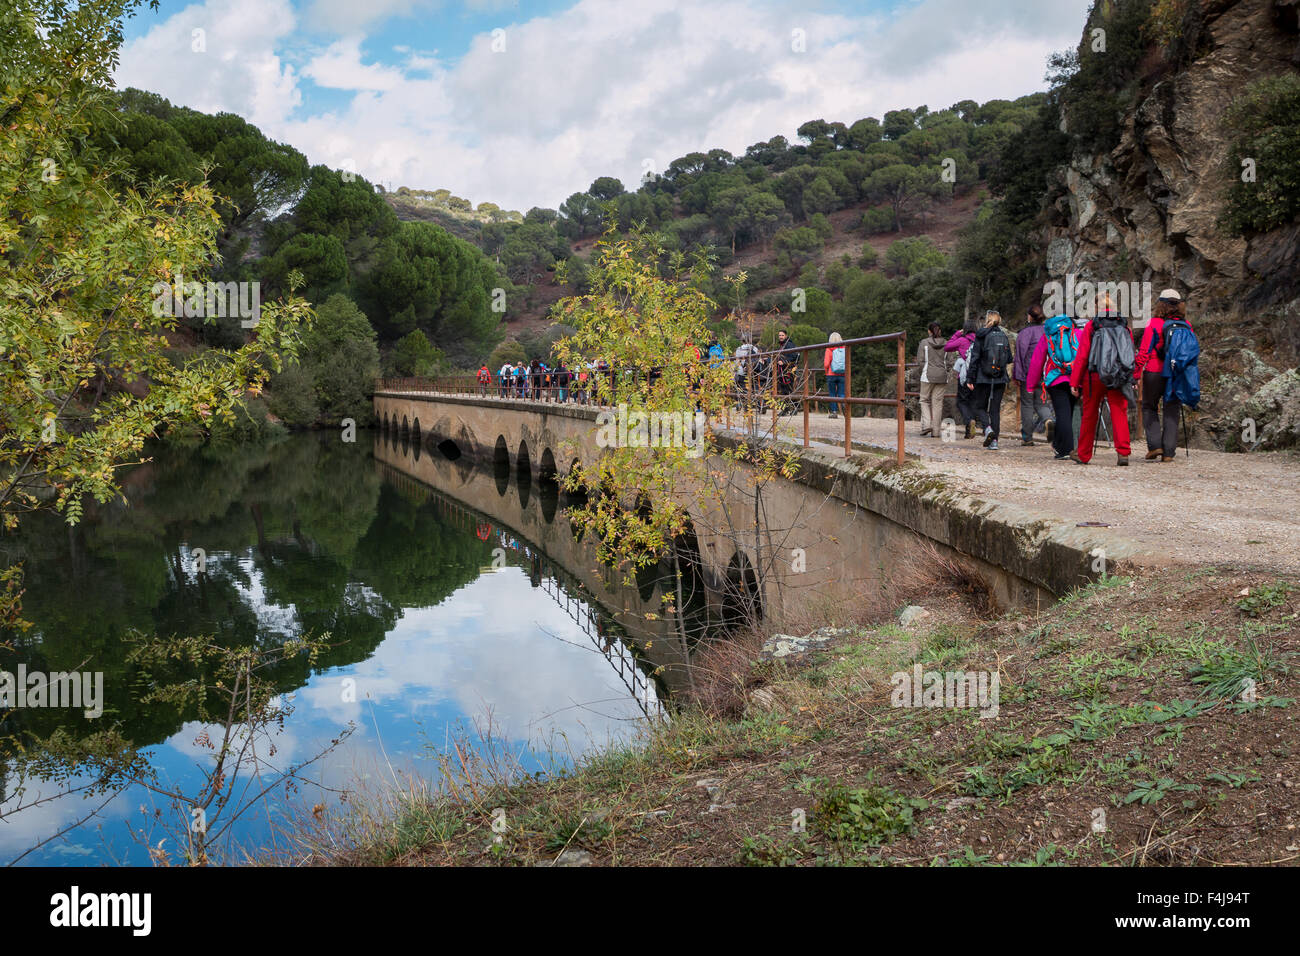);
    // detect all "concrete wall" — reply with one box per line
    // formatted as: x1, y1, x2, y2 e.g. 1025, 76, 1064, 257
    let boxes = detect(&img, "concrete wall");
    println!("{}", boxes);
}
374, 391, 1144, 617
